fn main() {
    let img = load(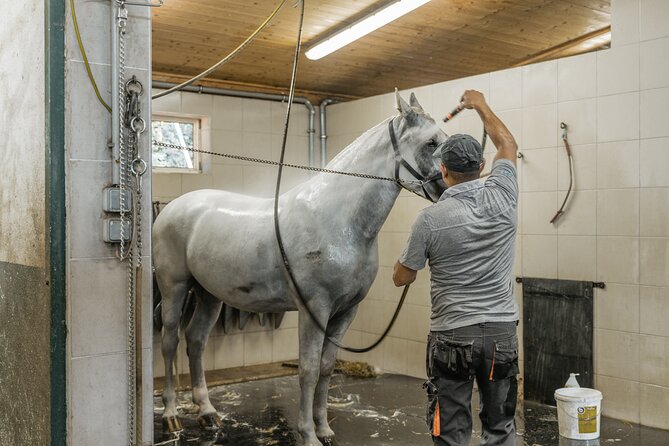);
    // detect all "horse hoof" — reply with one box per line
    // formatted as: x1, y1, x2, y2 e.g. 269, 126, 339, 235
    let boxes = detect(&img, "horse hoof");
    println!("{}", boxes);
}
318, 437, 338, 446
197, 413, 224, 431
162, 415, 183, 433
